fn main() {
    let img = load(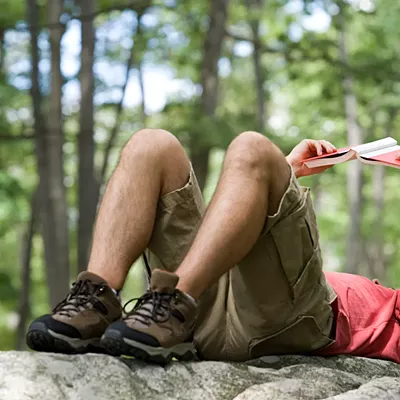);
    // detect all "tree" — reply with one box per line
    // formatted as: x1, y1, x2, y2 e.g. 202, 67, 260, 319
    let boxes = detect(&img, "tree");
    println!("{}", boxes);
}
16, 190, 38, 350
245, 0, 266, 132
366, 108, 397, 283
337, 8, 364, 275
191, 0, 229, 191
78, 0, 97, 272
46, 0, 70, 302
27, 0, 70, 307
